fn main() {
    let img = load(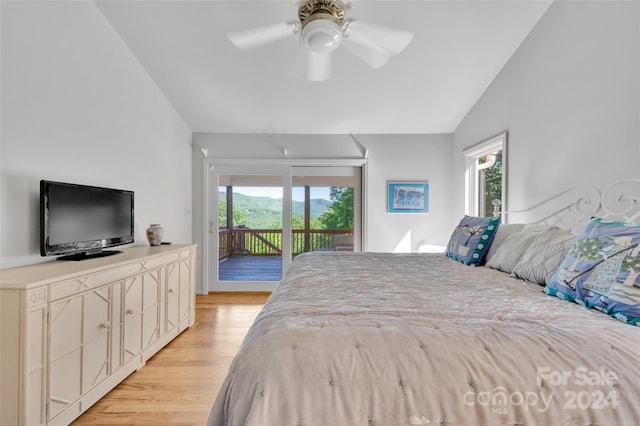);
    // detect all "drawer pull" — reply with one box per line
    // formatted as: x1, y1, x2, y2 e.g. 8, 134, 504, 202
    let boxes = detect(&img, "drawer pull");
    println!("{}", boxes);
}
126, 308, 134, 315
99, 321, 110, 330
168, 288, 174, 294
